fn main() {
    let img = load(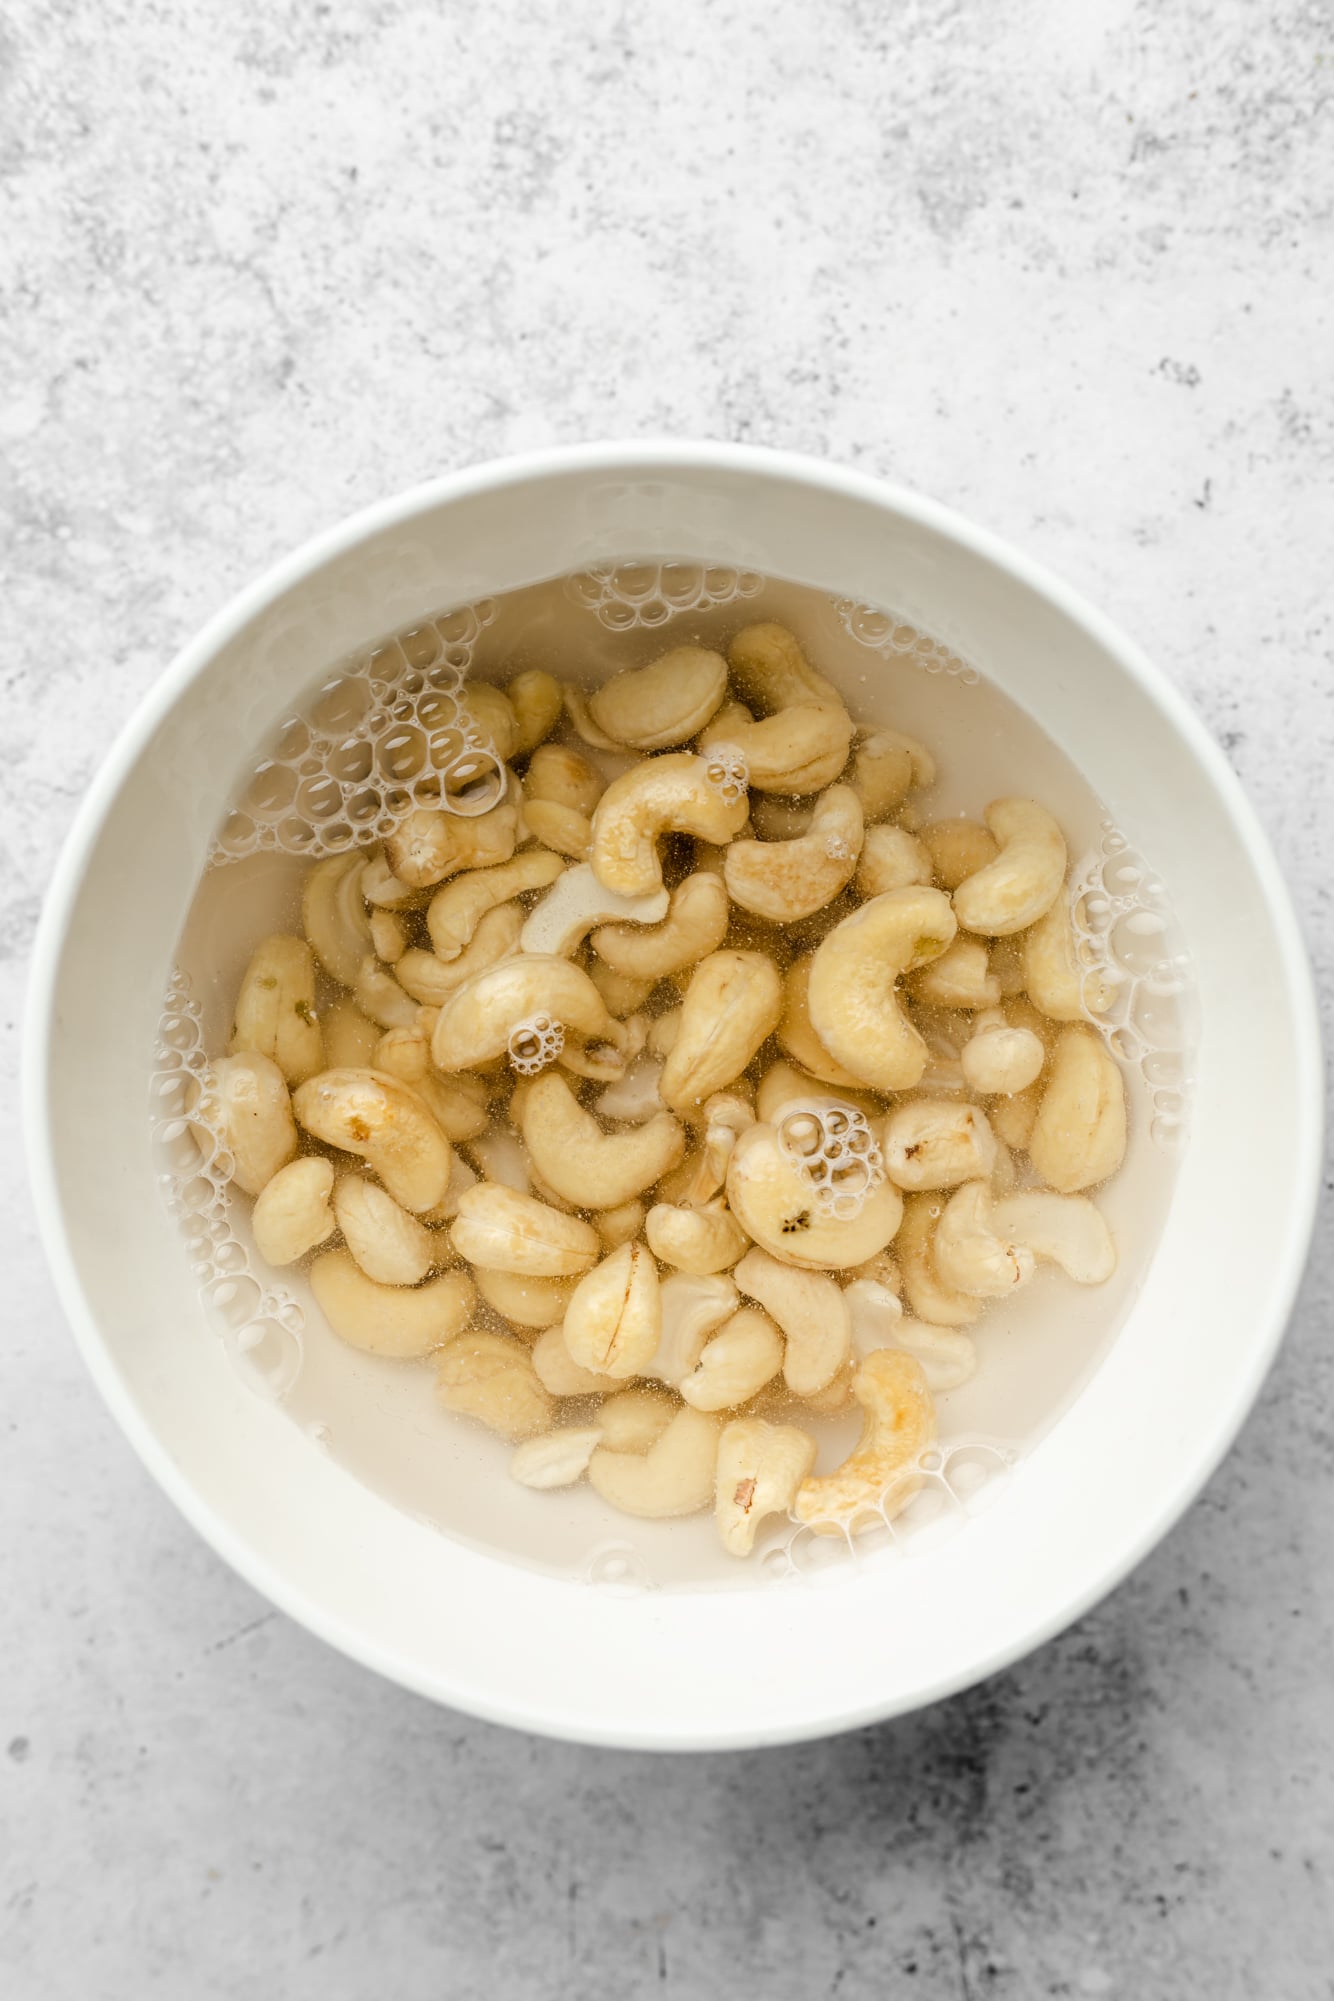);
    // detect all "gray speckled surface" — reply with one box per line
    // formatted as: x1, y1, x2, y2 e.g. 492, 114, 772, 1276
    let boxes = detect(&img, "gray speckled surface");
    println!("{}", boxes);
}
3, 3, 1332, 1995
